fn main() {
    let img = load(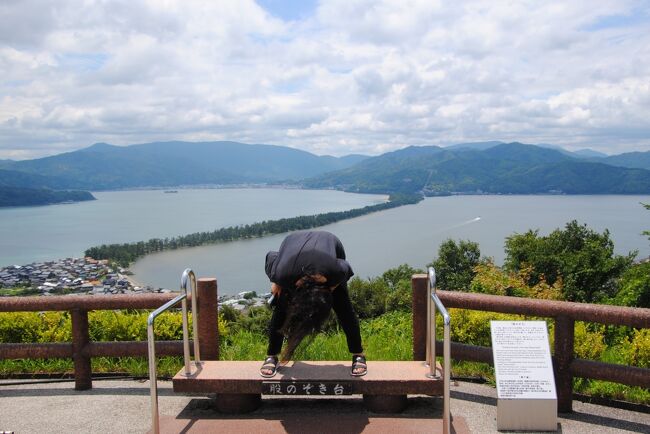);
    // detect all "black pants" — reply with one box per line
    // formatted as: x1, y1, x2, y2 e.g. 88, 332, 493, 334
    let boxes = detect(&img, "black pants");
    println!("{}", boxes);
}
266, 282, 363, 355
